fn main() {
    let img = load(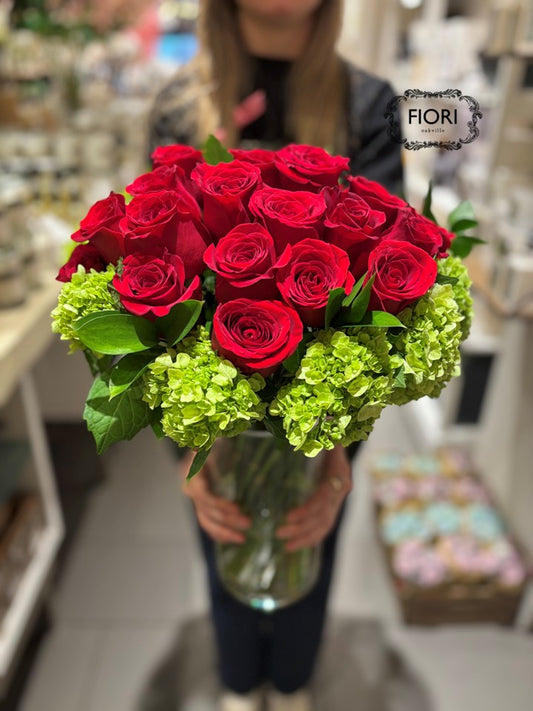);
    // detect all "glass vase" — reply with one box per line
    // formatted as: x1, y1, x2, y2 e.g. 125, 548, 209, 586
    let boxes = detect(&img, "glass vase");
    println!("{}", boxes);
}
208, 430, 323, 611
